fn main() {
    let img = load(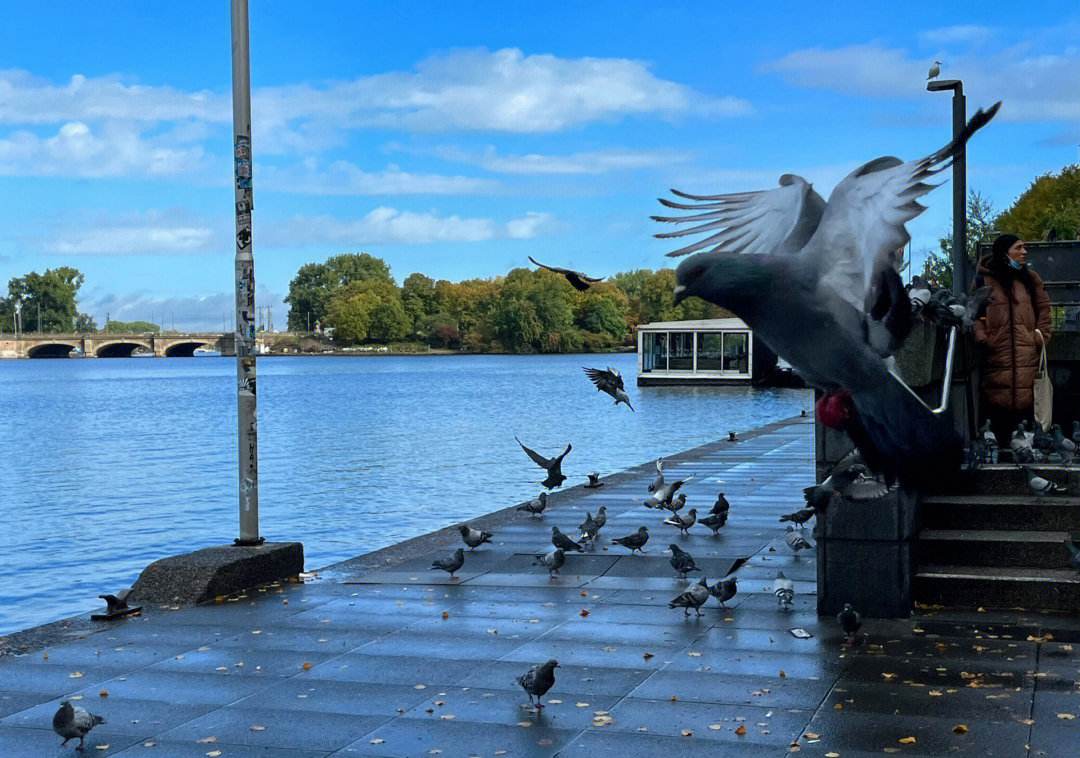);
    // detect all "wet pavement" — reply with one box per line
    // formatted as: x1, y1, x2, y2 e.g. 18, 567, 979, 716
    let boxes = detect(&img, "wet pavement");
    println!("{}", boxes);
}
2, 415, 1078, 756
